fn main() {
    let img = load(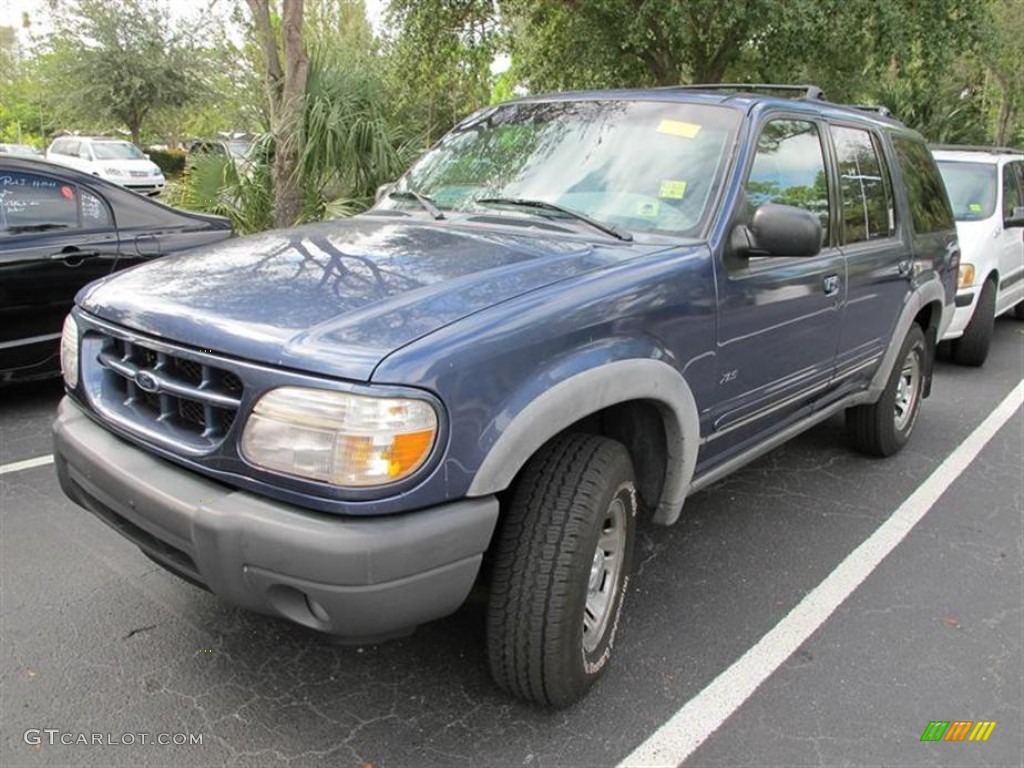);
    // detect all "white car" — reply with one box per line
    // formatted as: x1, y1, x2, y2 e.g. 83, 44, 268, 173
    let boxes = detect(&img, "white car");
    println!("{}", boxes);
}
933, 146, 1024, 366
45, 136, 165, 196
